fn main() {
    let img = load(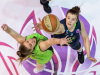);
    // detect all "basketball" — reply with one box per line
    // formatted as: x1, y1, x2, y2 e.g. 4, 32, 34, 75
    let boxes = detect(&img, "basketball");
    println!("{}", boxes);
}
42, 14, 60, 32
